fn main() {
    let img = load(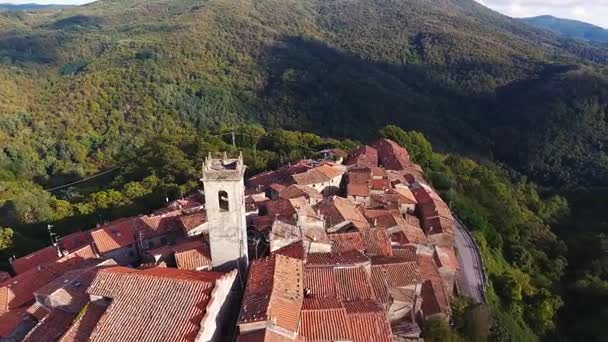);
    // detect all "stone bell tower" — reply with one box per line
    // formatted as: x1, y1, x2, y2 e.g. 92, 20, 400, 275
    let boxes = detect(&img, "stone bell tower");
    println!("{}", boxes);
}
202, 152, 248, 274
